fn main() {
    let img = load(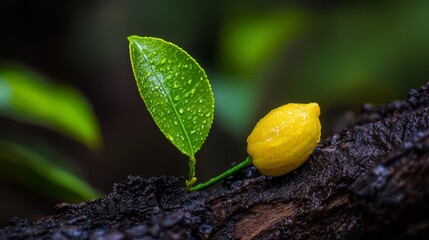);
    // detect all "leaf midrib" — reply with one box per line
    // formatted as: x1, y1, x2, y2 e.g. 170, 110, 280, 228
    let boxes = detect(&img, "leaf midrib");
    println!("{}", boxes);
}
135, 43, 195, 156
